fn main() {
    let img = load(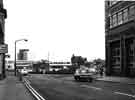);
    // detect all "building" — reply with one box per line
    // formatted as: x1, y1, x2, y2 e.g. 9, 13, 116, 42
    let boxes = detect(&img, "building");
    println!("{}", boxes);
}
49, 62, 72, 71
105, 1, 135, 77
0, 0, 7, 79
5, 60, 33, 71
17, 49, 29, 60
